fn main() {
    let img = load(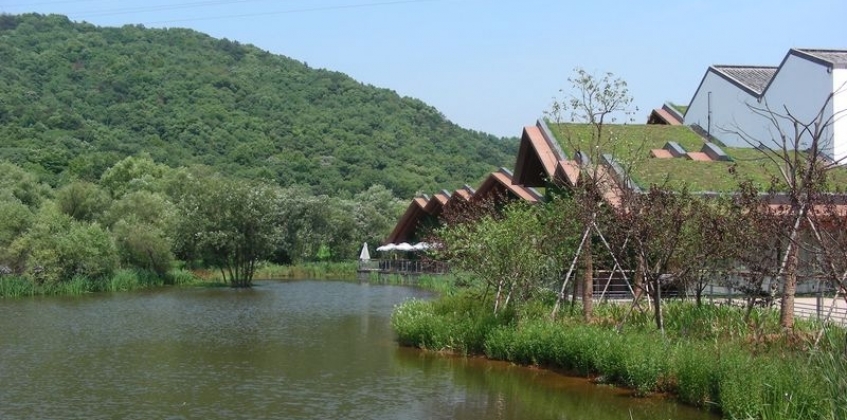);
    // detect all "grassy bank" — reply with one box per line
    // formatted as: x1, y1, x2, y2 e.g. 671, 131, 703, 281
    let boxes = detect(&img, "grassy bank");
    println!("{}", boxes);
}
0, 268, 207, 298
365, 272, 468, 295
391, 292, 847, 419
252, 262, 358, 280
